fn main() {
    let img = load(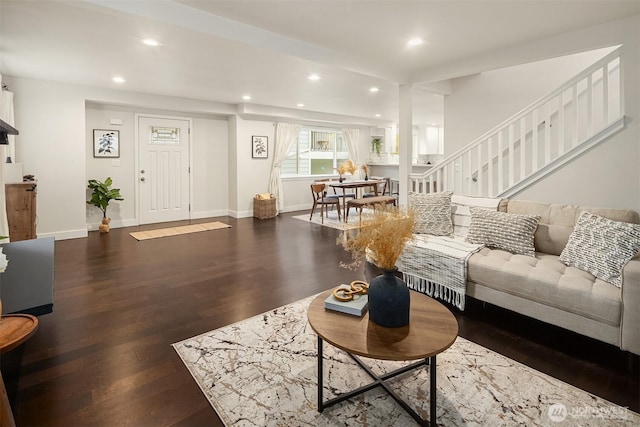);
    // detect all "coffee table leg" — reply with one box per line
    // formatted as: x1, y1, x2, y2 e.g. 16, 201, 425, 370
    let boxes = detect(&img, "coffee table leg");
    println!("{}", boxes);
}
317, 336, 324, 412
430, 355, 436, 427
